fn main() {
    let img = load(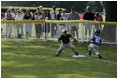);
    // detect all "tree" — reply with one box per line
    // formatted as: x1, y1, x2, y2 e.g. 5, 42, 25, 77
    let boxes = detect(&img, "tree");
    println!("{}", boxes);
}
1, 1, 88, 13
101, 1, 117, 43
86, 1, 103, 12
